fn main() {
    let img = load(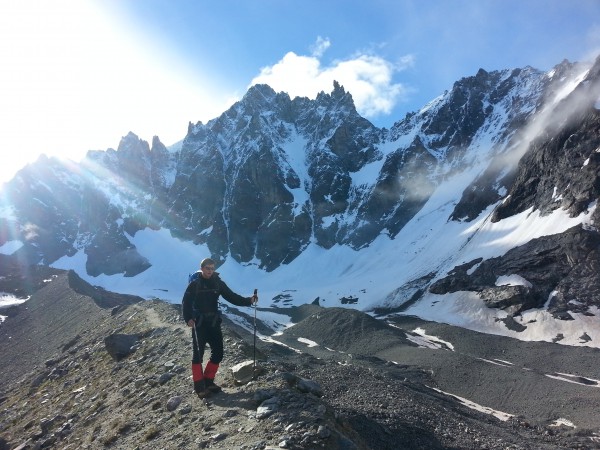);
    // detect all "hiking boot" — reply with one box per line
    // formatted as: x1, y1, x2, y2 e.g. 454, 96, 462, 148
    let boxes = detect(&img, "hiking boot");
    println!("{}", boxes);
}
196, 389, 209, 399
204, 378, 222, 393
194, 380, 208, 398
